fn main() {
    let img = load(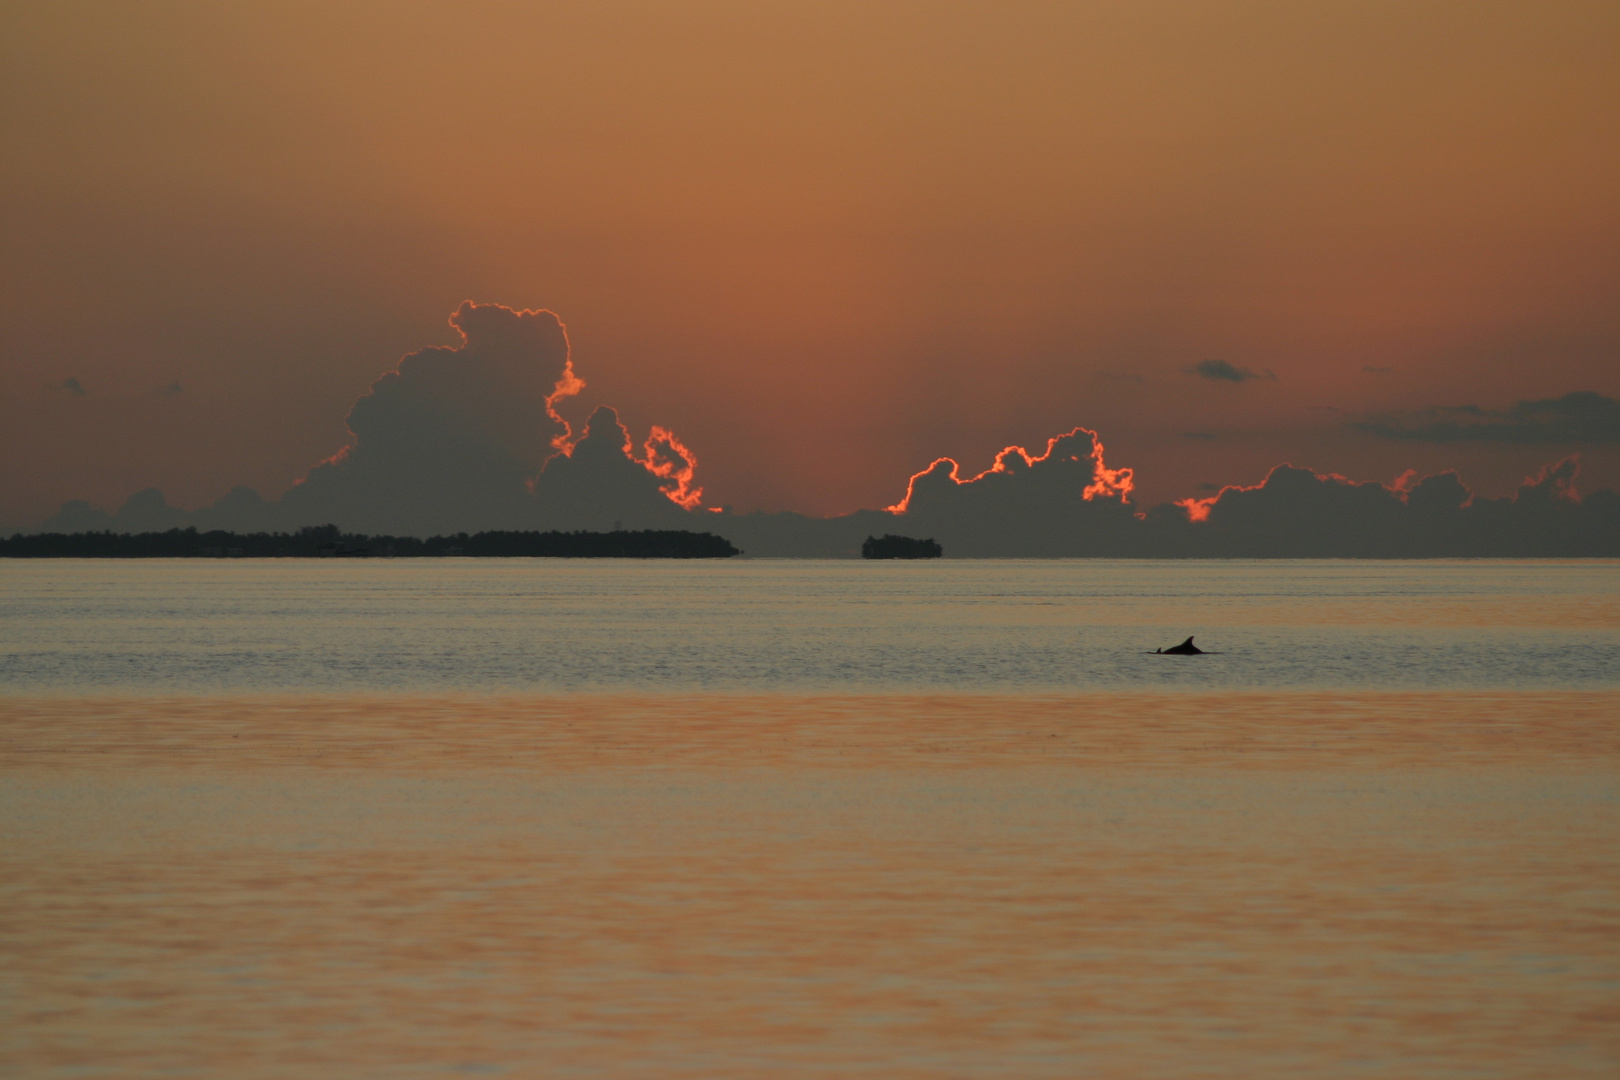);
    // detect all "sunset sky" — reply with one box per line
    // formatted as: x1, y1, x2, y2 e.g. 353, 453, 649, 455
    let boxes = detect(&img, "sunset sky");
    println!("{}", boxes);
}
3, 1, 1617, 528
